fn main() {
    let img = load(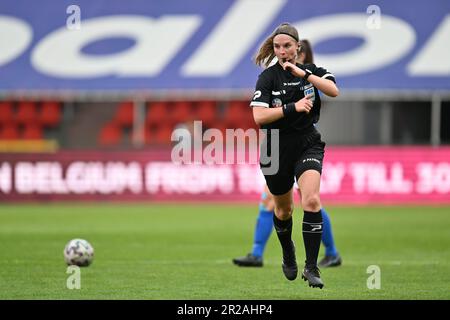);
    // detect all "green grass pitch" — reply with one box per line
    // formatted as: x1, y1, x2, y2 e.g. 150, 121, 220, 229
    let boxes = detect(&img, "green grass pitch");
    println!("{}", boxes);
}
0, 204, 449, 299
